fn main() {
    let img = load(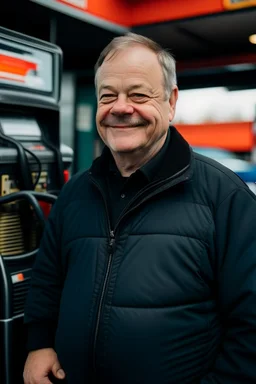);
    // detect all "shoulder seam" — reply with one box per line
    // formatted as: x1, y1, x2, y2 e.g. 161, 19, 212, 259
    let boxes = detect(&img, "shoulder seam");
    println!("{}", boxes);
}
195, 156, 248, 189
